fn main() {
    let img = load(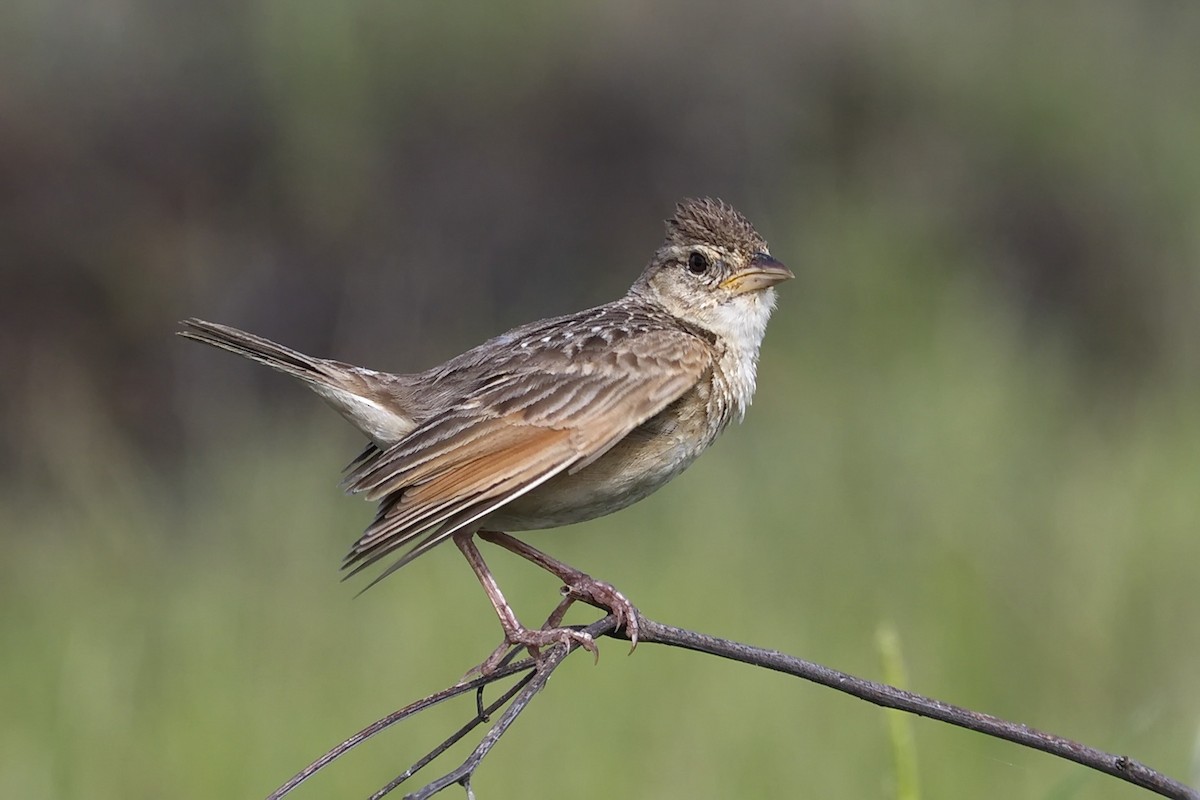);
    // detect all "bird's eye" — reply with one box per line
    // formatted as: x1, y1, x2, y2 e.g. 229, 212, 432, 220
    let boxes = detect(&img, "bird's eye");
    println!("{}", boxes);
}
686, 251, 710, 275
